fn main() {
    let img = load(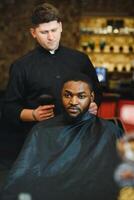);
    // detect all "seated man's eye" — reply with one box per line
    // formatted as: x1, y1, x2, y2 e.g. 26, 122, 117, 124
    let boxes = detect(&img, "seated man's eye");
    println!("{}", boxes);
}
78, 94, 86, 99
64, 93, 71, 98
